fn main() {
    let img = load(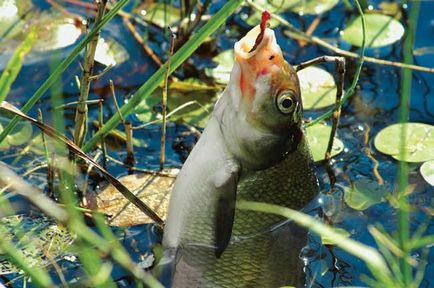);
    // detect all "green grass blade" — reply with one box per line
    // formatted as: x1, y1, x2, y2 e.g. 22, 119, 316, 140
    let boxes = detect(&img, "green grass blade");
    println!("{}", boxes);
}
0, 29, 36, 102
397, 2, 420, 285
82, 0, 244, 152
0, 0, 129, 144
